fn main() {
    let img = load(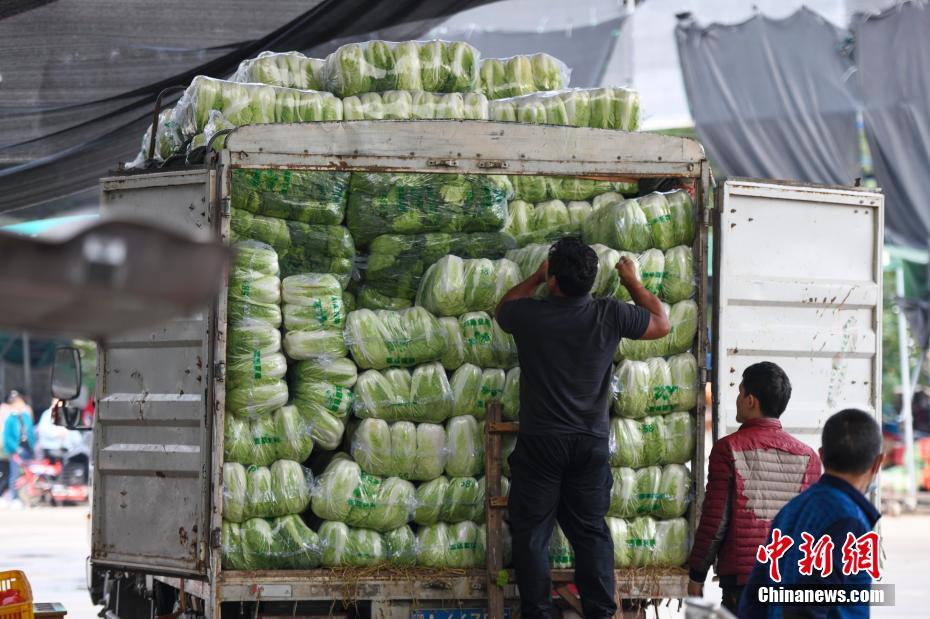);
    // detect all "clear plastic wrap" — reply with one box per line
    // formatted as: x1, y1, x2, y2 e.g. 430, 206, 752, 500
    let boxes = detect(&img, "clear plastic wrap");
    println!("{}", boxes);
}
479, 53, 571, 99
284, 329, 348, 361
229, 209, 355, 283
444, 415, 485, 478
223, 405, 314, 466
319, 521, 387, 567
346, 173, 512, 247
665, 189, 695, 247
416, 256, 522, 317
223, 460, 313, 522
616, 299, 698, 361
501, 367, 521, 421
173, 76, 344, 140
357, 286, 413, 311
607, 464, 691, 519
222, 515, 321, 570
340, 90, 489, 121
351, 419, 447, 480
310, 455, 416, 532
503, 199, 579, 248
582, 197, 653, 253
231, 168, 350, 225
352, 363, 453, 423
322, 40, 480, 98
549, 523, 574, 568
293, 399, 345, 451
505, 243, 550, 280
662, 245, 696, 303
608, 414, 695, 468
128, 108, 184, 168
459, 312, 518, 369
292, 378, 353, 419
227, 240, 282, 330
227, 378, 289, 419
233, 51, 326, 90
607, 516, 689, 568
363, 232, 517, 301
490, 88, 640, 131
345, 307, 446, 370
450, 364, 505, 420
